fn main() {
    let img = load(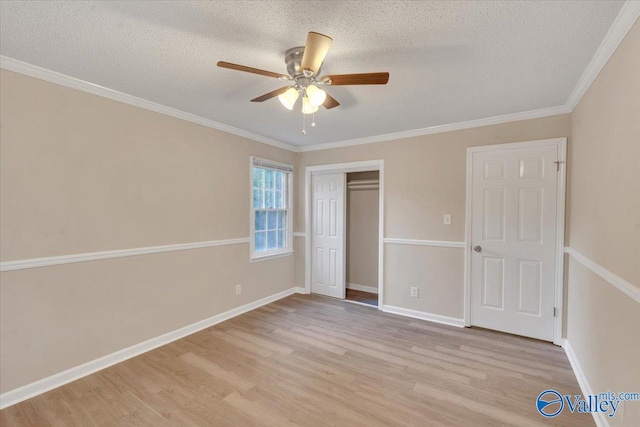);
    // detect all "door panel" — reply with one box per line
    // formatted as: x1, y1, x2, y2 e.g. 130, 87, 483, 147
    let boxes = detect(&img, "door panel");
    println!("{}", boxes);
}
518, 188, 543, 242
311, 173, 345, 298
470, 145, 558, 341
483, 189, 505, 240
517, 260, 542, 315
482, 257, 504, 309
